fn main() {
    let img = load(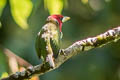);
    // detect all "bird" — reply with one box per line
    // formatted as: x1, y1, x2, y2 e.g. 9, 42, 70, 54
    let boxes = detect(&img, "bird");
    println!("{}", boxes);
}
35, 14, 70, 68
